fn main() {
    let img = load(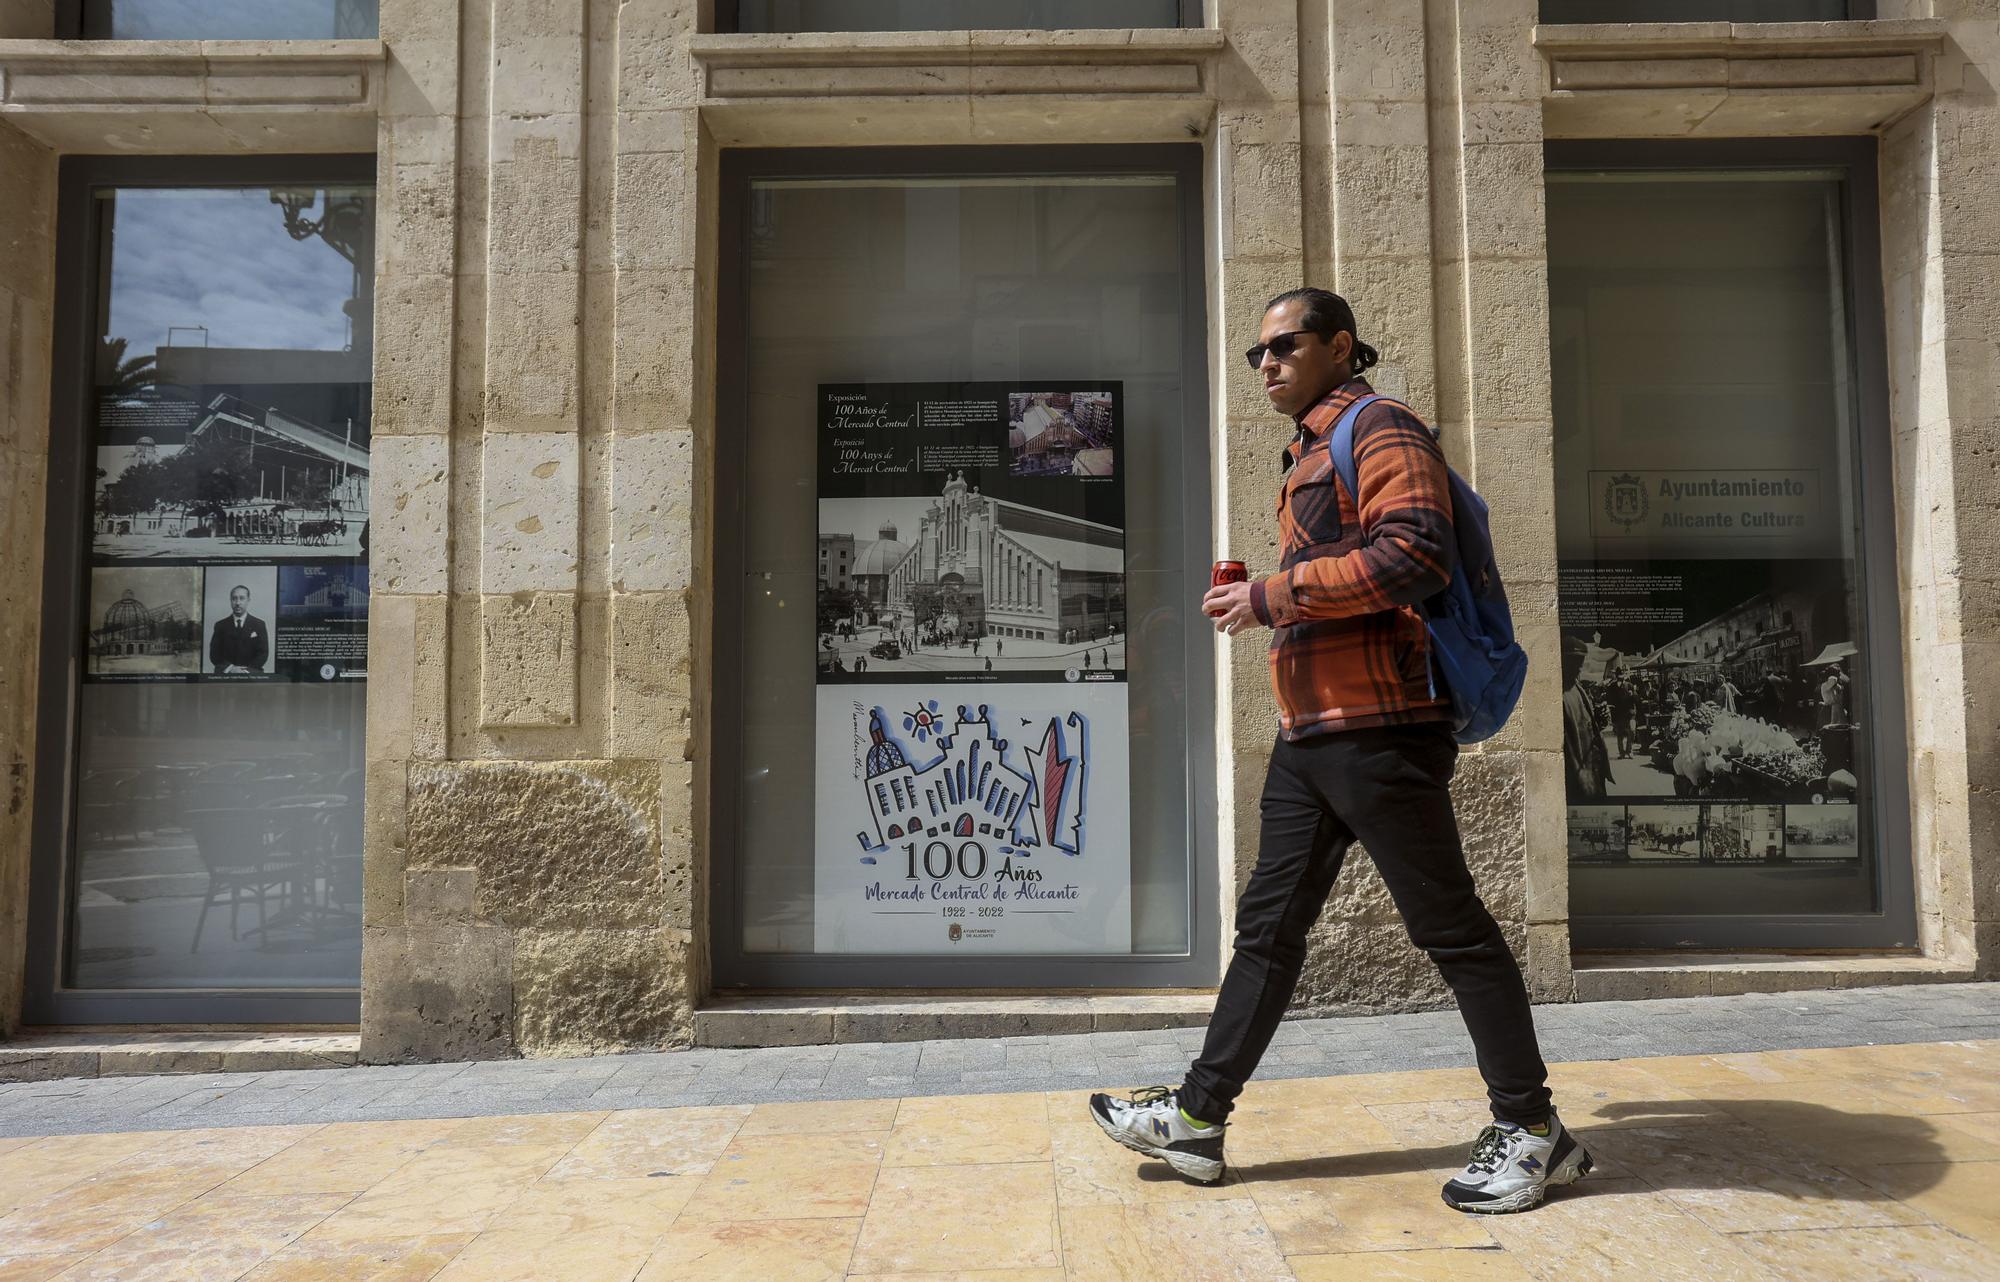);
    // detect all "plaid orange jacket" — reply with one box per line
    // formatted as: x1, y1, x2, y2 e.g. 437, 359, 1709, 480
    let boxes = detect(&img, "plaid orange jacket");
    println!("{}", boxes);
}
1247, 380, 1456, 740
